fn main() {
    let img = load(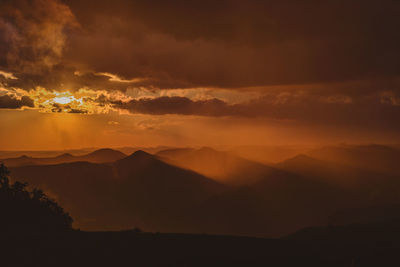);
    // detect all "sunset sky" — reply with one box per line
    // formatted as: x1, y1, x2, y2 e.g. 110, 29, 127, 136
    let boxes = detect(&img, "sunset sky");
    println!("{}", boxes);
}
0, 0, 399, 150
